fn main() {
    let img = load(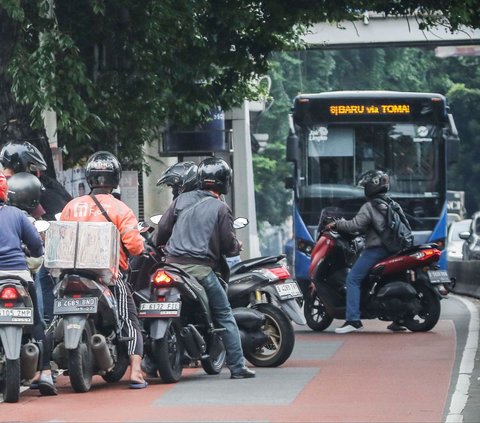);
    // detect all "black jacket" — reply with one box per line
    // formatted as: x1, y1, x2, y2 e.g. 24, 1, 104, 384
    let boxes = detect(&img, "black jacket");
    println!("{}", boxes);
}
39, 175, 72, 221
154, 190, 241, 269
